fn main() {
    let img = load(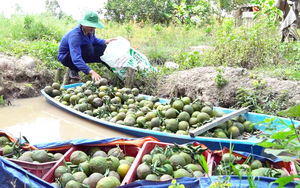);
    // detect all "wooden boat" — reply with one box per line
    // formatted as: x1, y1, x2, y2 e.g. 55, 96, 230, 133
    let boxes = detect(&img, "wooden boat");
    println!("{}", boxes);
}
41, 83, 300, 155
